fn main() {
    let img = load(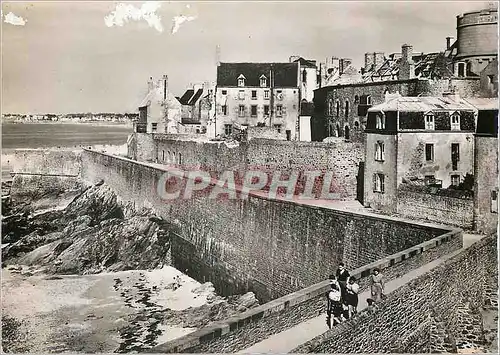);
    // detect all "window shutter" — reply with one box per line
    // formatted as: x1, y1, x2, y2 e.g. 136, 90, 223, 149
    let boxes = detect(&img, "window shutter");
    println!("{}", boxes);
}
374, 143, 378, 160
381, 175, 385, 192
381, 143, 385, 161
373, 174, 377, 191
